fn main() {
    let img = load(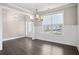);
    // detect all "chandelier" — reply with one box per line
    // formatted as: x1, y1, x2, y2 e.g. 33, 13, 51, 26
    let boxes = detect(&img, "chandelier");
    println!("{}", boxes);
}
30, 3, 43, 22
